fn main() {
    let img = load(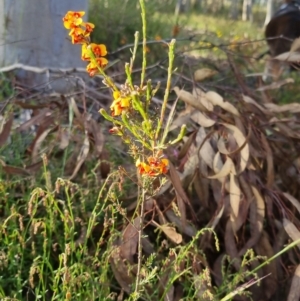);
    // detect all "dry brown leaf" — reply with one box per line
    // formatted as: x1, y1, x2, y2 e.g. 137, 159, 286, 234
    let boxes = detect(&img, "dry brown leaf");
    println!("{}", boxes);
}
225, 220, 241, 271
208, 156, 234, 179
177, 130, 197, 160
264, 102, 300, 114
169, 106, 194, 131
197, 127, 215, 170
69, 133, 90, 180
58, 128, 70, 150
27, 115, 55, 154
251, 186, 265, 232
165, 209, 197, 237
283, 218, 300, 249
0, 160, 31, 176
290, 38, 300, 52
260, 134, 274, 188
194, 68, 217, 82
0, 114, 13, 147
17, 109, 51, 132
190, 110, 215, 127
242, 95, 268, 114
25, 161, 43, 174
193, 166, 209, 208
192, 87, 214, 111
120, 217, 139, 264
287, 264, 300, 301
256, 78, 294, 91
217, 137, 230, 155
238, 185, 264, 256
182, 127, 214, 178
283, 193, 300, 215
152, 221, 182, 244
110, 245, 134, 294
208, 203, 225, 230
205, 91, 240, 116
213, 253, 226, 286
31, 128, 53, 163
229, 173, 240, 230
221, 123, 249, 173
15, 100, 47, 110
212, 151, 224, 175
254, 231, 277, 299
271, 119, 300, 139
173, 87, 208, 112
69, 97, 83, 120
88, 119, 104, 155
275, 51, 300, 62
168, 162, 189, 224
